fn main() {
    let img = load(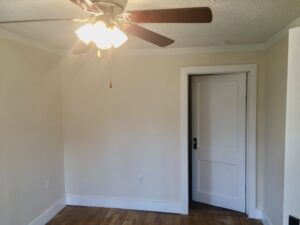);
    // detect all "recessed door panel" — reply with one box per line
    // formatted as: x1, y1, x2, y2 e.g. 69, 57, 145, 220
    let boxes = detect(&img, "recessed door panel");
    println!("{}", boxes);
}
192, 73, 246, 212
